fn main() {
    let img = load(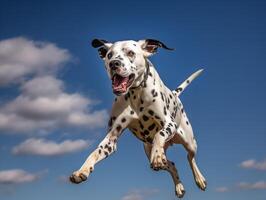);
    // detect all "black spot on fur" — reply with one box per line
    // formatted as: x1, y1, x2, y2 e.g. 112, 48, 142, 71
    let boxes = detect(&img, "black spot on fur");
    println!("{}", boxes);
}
140, 107, 144, 112
116, 125, 122, 132
144, 130, 149, 135
148, 123, 156, 131
130, 110, 134, 115
148, 110, 154, 116
151, 89, 158, 97
141, 99, 144, 104
176, 87, 183, 93
108, 146, 112, 153
166, 127, 172, 134
121, 118, 126, 123
98, 149, 101, 154
160, 131, 165, 137
186, 80, 190, 84
104, 151, 109, 157
124, 93, 129, 101
143, 115, 149, 121
186, 121, 189, 125
139, 121, 144, 129
160, 92, 164, 101
164, 106, 167, 115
